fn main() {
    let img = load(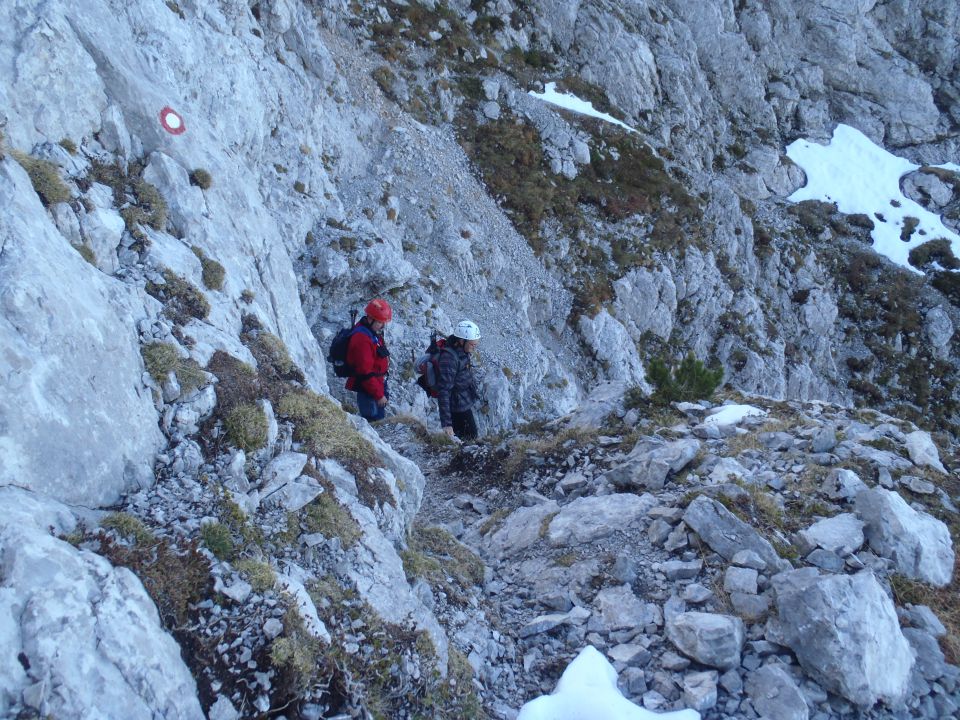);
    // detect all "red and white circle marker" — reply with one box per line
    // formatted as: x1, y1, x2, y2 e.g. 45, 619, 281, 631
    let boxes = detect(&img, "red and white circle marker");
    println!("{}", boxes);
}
159, 106, 186, 135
